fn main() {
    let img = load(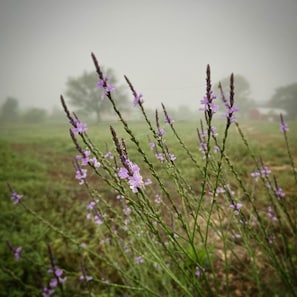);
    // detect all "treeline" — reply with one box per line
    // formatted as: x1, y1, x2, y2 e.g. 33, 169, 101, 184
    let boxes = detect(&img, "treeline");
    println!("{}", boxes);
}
0, 97, 65, 124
